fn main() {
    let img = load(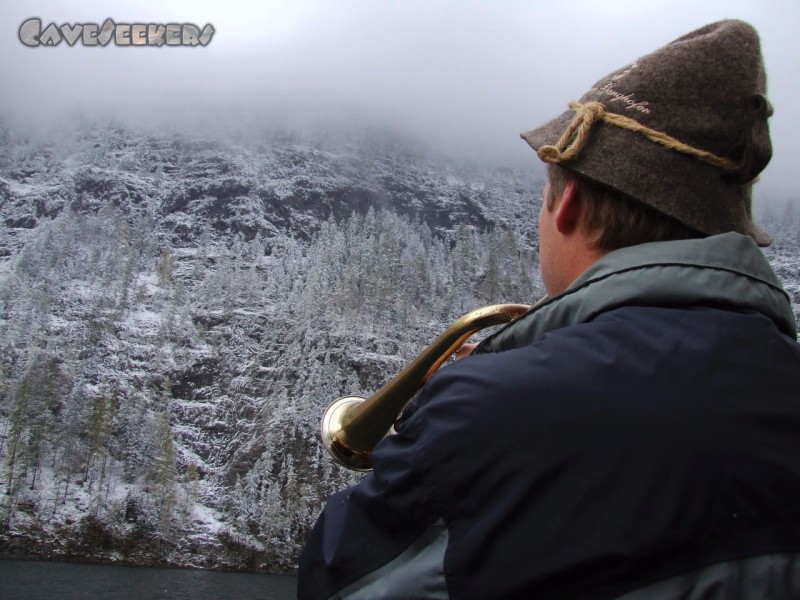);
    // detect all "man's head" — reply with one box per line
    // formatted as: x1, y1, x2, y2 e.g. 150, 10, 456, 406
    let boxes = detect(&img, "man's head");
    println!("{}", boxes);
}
545, 164, 702, 252
538, 164, 702, 295
523, 20, 774, 255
